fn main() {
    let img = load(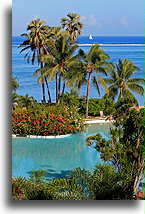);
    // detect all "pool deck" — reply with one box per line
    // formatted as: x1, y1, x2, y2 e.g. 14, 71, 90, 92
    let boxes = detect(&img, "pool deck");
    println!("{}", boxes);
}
12, 134, 71, 139
85, 117, 114, 124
